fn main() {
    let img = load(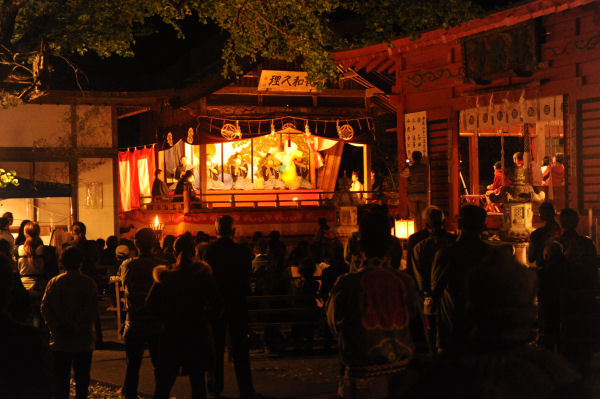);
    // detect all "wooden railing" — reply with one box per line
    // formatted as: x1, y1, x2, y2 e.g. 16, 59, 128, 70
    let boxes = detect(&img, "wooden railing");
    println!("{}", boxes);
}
140, 190, 399, 212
